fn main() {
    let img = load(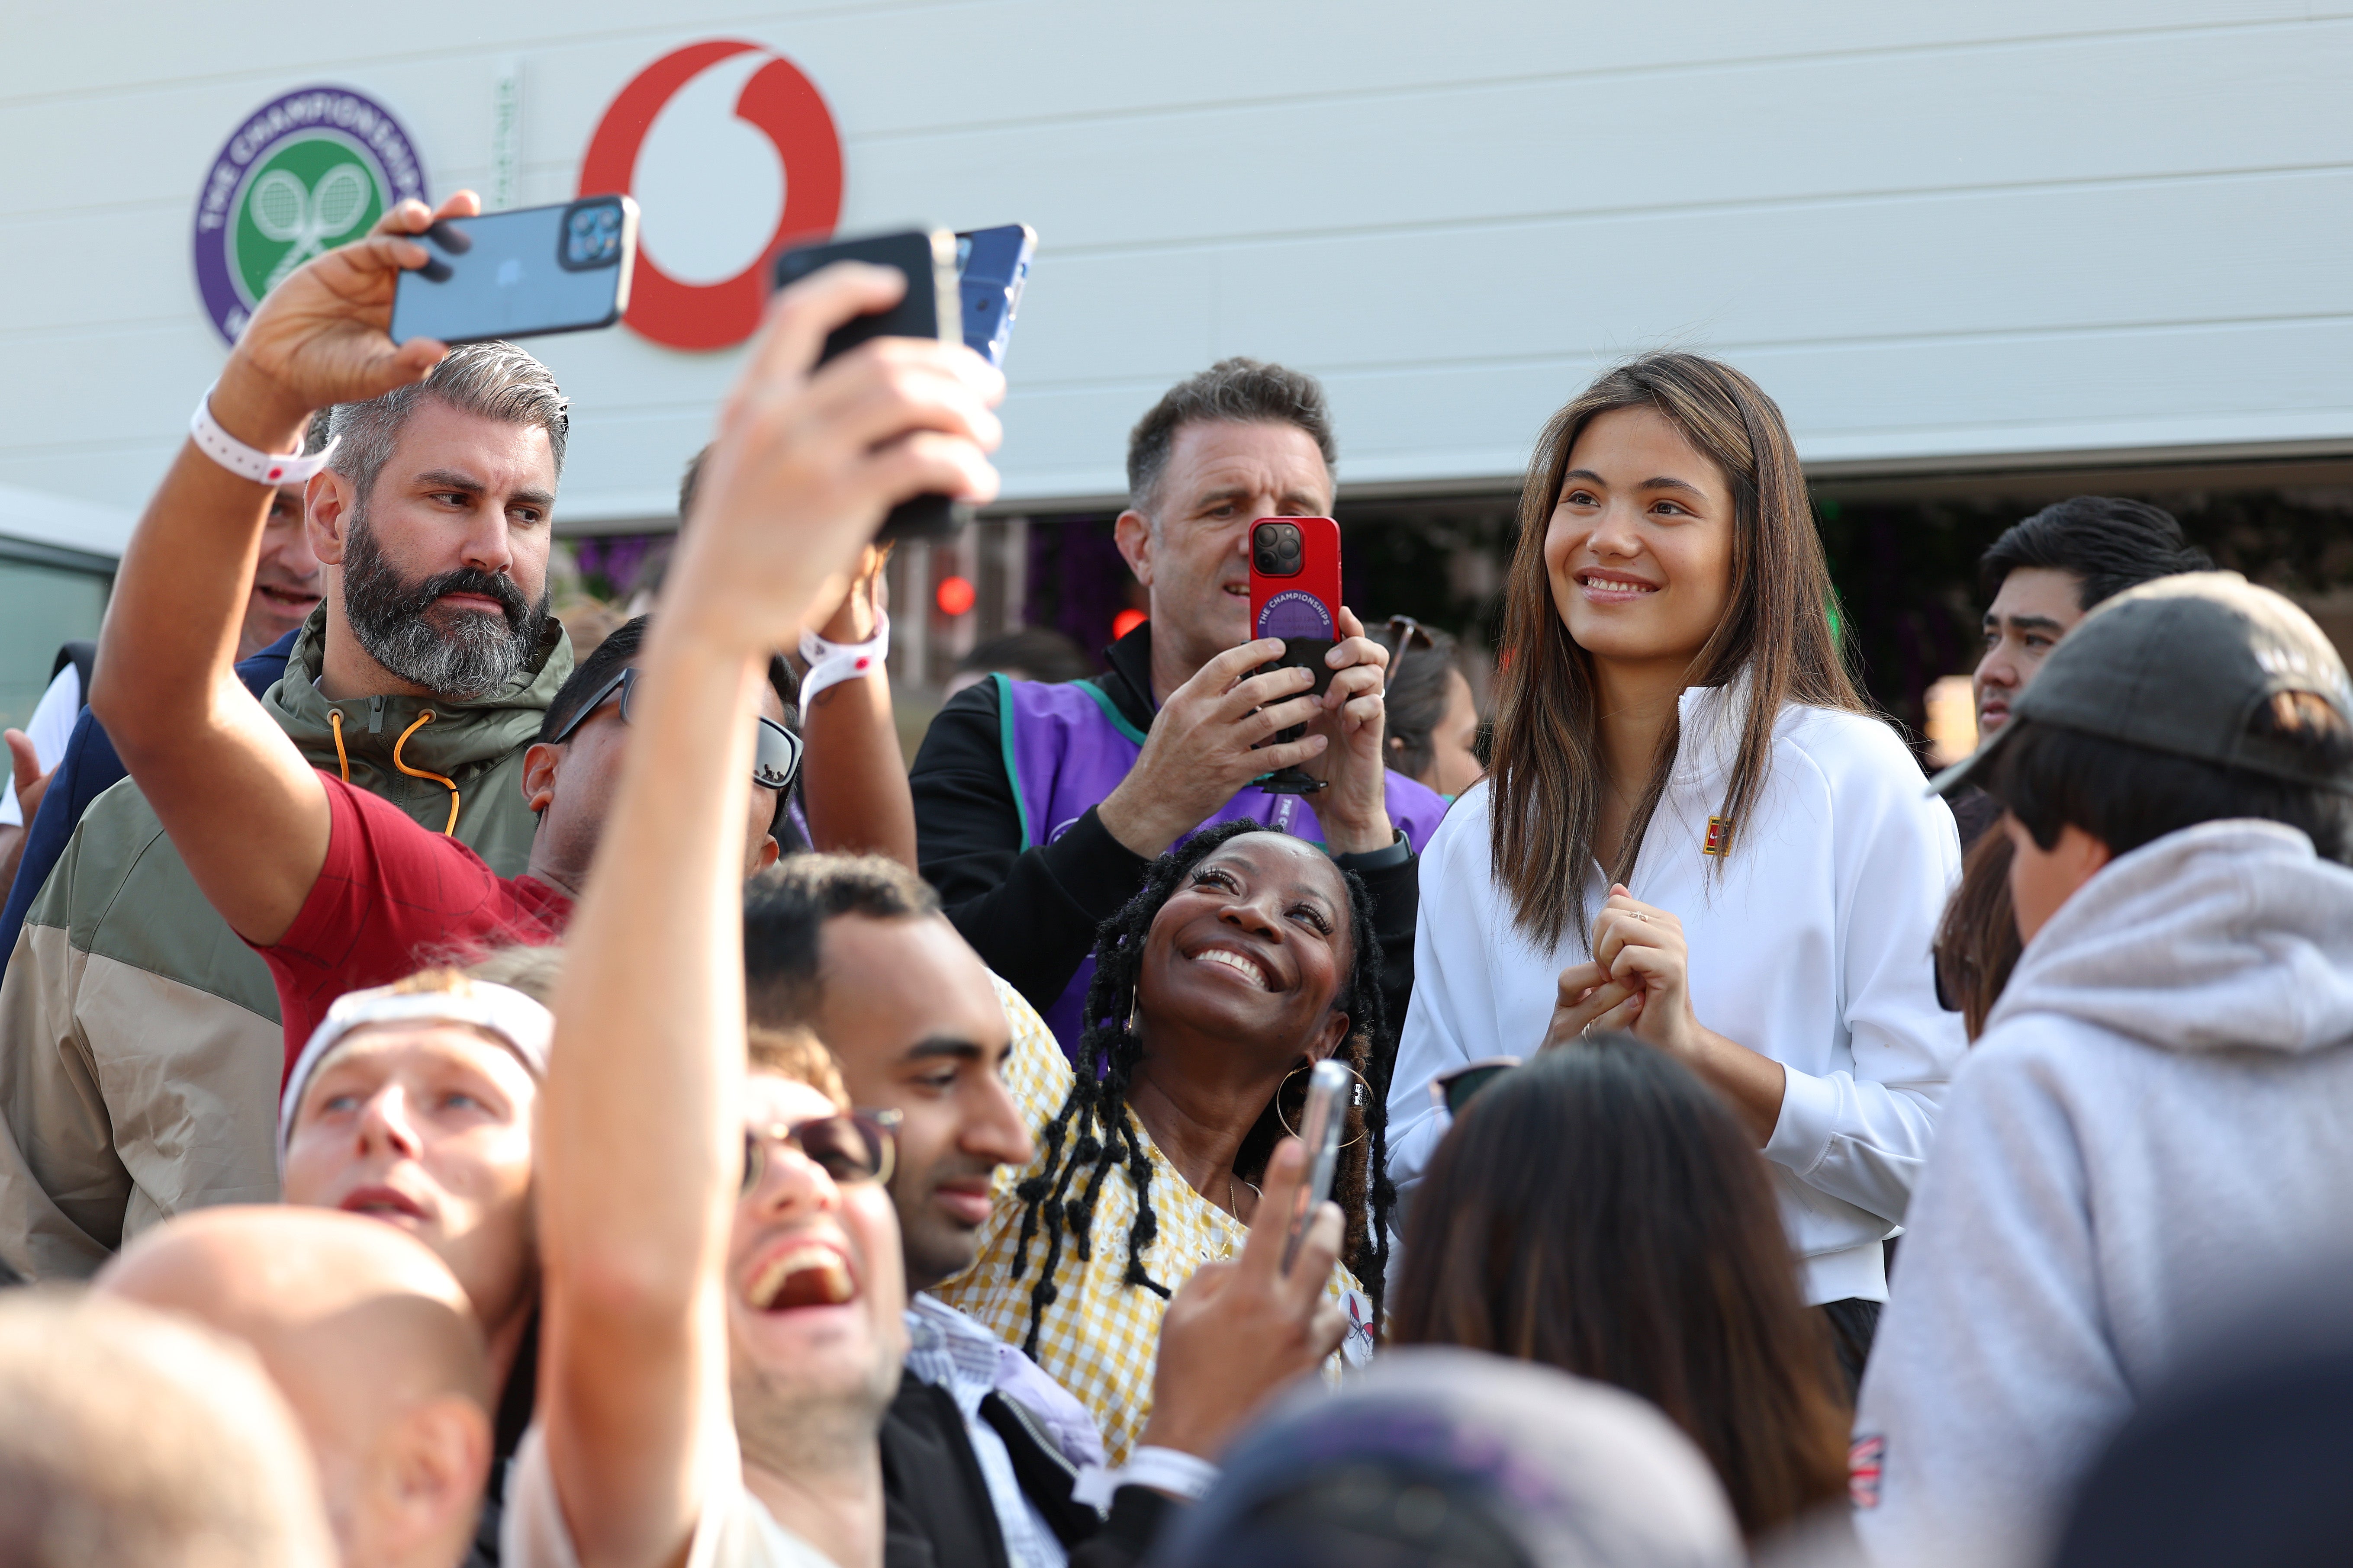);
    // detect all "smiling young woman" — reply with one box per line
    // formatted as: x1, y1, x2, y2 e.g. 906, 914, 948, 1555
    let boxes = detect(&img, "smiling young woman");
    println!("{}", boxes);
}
1384, 353, 1969, 1391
